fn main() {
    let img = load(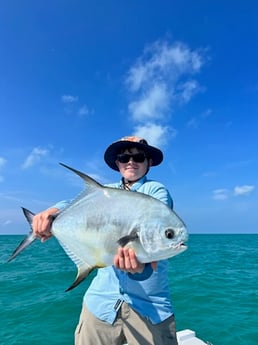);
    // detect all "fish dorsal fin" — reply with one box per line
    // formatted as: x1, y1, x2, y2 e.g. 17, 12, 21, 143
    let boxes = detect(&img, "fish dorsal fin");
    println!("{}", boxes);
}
59, 163, 103, 193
